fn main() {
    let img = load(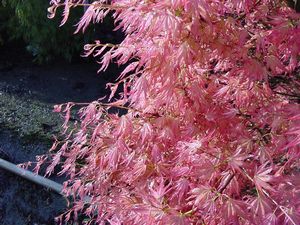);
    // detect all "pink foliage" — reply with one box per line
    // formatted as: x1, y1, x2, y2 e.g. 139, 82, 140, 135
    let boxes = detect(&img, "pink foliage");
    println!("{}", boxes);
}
45, 0, 300, 224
